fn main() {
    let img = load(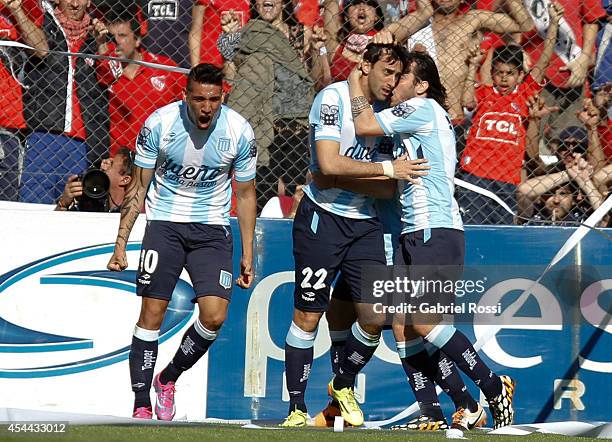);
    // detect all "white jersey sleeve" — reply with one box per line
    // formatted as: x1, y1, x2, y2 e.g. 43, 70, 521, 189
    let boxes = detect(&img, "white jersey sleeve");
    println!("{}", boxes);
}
311, 87, 343, 142
234, 121, 257, 182
134, 112, 162, 169
374, 99, 438, 136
